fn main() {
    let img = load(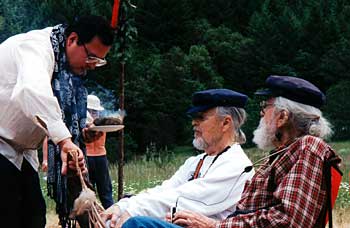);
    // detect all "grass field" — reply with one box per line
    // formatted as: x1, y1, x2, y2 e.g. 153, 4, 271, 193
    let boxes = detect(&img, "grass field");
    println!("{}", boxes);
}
43, 141, 350, 227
